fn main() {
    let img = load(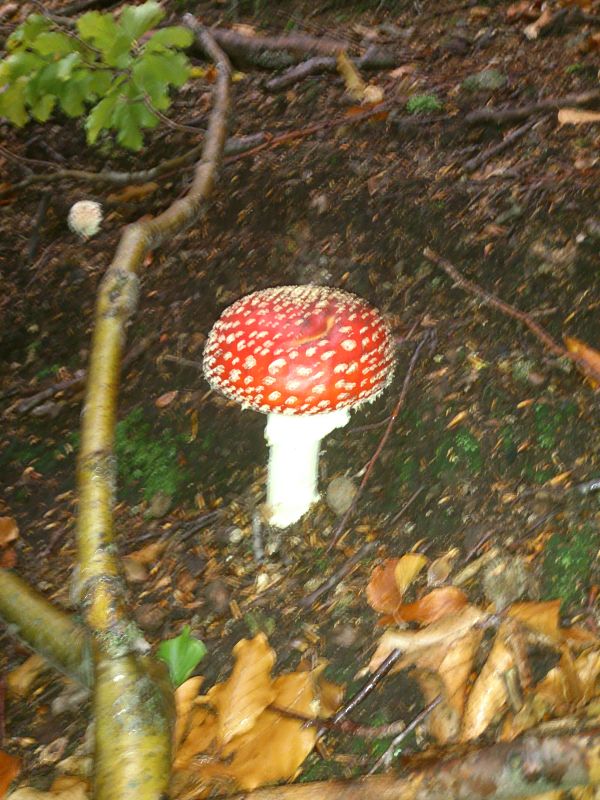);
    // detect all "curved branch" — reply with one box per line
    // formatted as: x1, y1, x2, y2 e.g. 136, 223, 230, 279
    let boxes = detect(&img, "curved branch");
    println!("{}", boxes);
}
0, 569, 91, 686
73, 21, 231, 800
